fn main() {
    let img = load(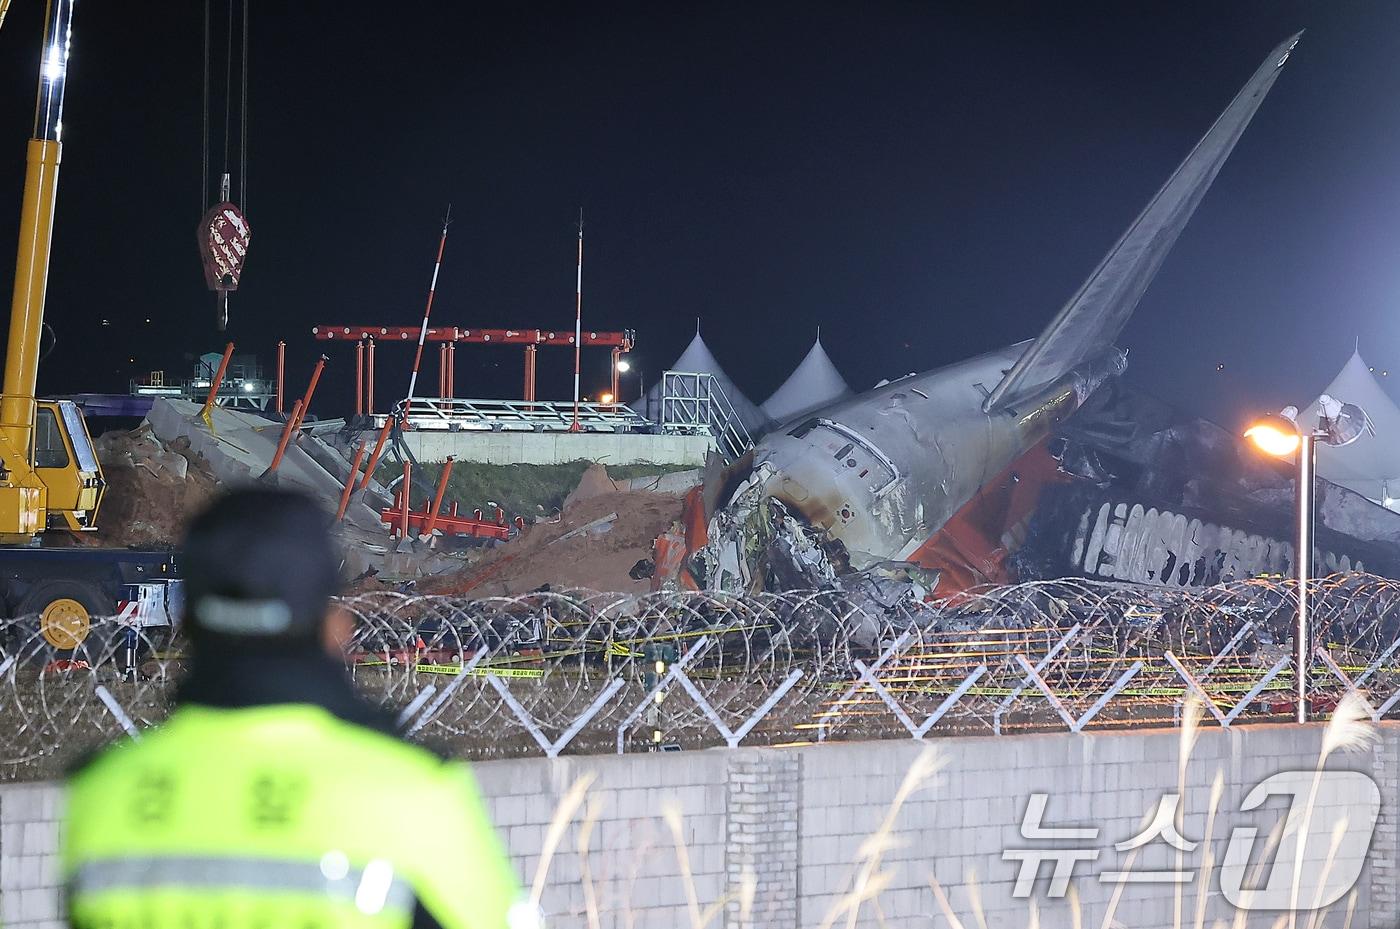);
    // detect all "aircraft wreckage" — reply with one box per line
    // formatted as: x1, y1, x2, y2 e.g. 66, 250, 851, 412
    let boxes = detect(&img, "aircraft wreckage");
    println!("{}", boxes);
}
687, 33, 1399, 605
